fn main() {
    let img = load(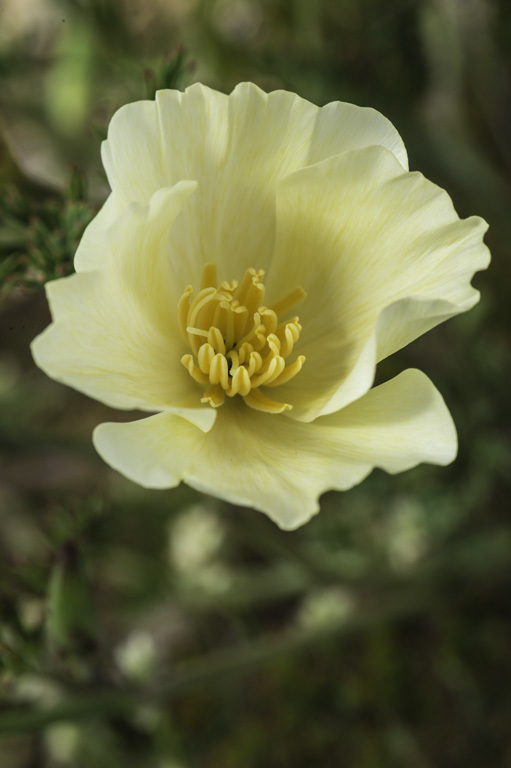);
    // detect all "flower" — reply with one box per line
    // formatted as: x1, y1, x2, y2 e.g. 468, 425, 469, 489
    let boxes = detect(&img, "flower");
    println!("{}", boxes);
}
31, 83, 490, 530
